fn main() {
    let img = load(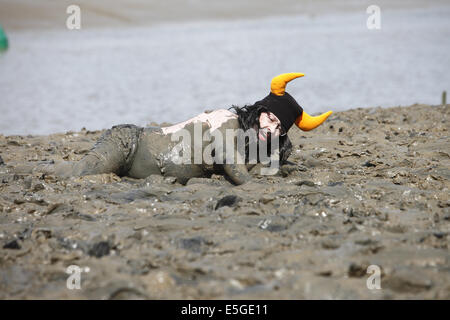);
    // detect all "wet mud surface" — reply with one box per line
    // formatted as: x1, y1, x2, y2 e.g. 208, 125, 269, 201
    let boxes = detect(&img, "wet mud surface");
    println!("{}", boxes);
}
0, 104, 449, 299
